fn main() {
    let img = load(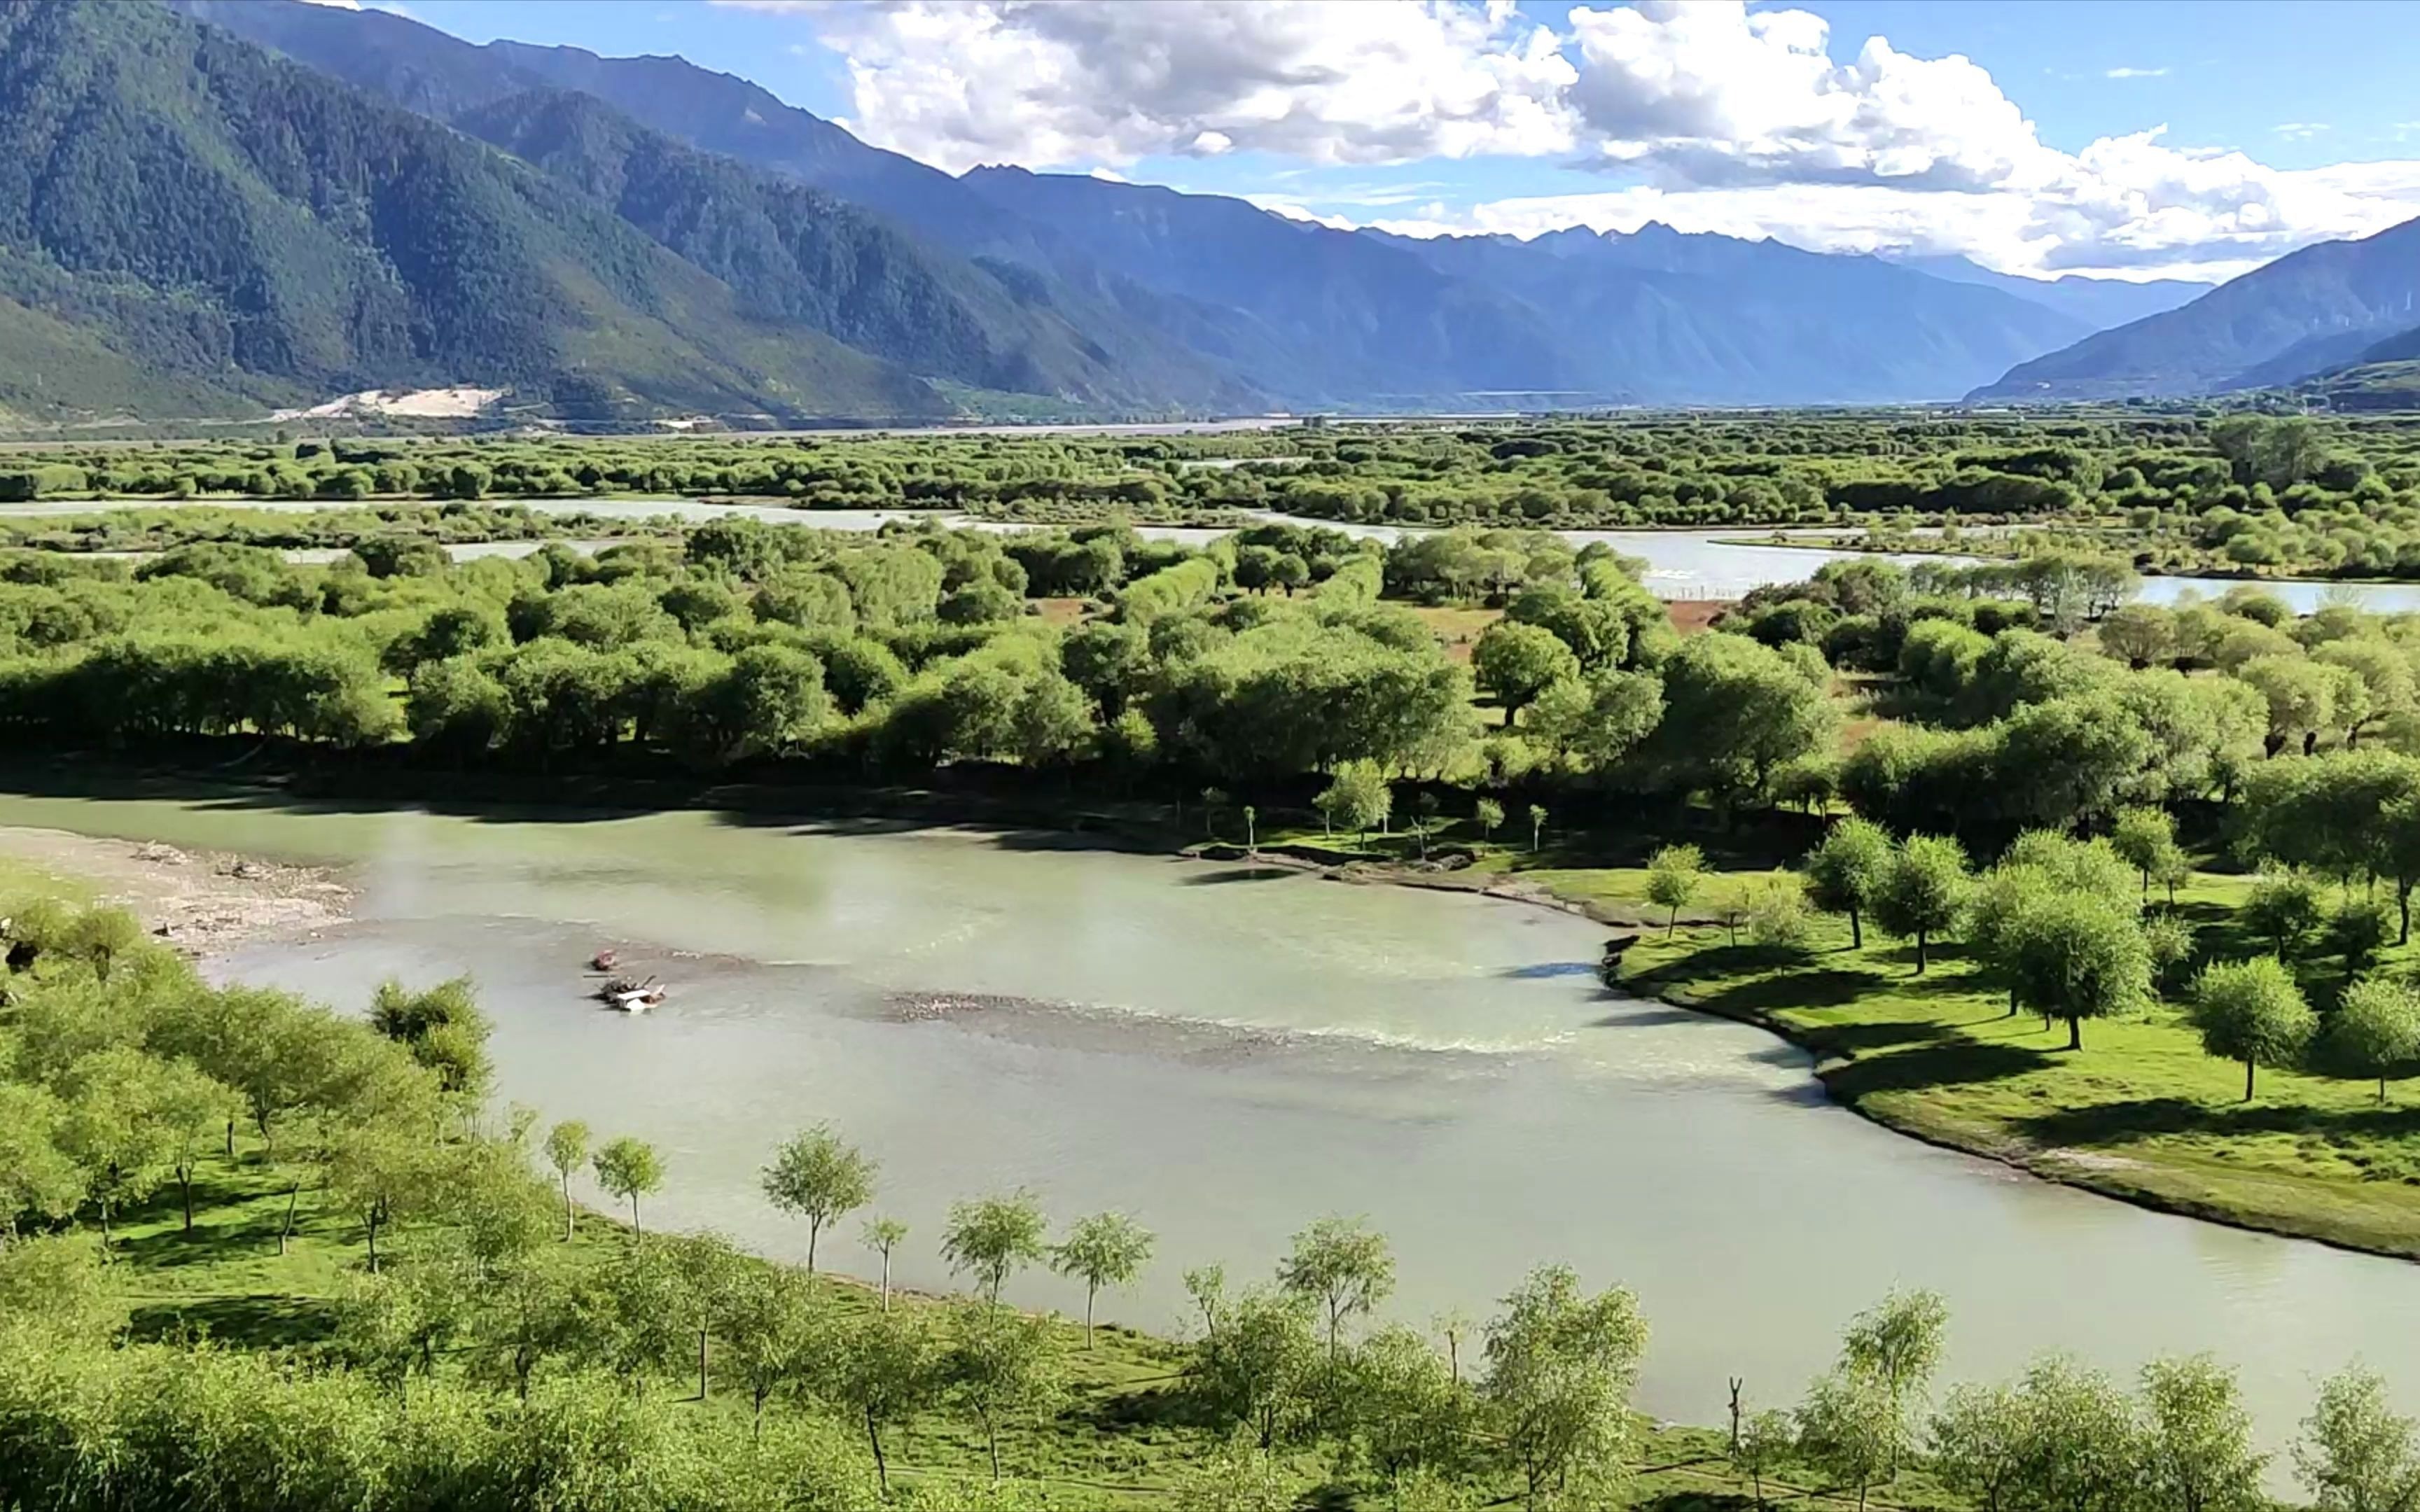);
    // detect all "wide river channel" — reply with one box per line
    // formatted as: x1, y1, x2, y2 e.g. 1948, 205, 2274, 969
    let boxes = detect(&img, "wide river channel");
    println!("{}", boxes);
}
2, 787, 2417, 1455
8, 494, 2418, 612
